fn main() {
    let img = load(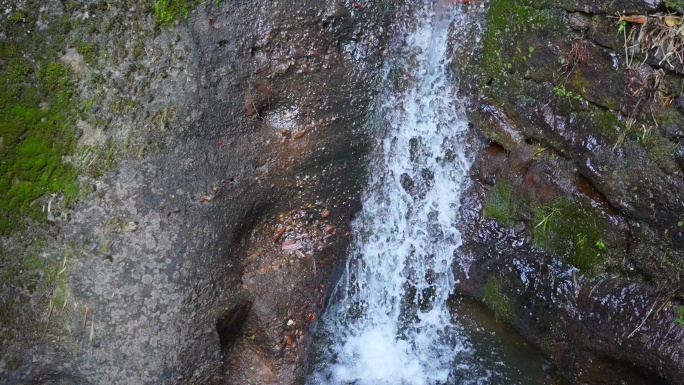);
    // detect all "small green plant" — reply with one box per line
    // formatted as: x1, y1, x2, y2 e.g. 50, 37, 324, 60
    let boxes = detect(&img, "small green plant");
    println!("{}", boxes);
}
617, 20, 627, 34
483, 178, 516, 227
553, 85, 584, 101
75, 40, 98, 64
595, 240, 606, 250
676, 306, 684, 326
524, 46, 534, 61
638, 125, 653, 146
44, 250, 72, 310
534, 206, 560, 233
